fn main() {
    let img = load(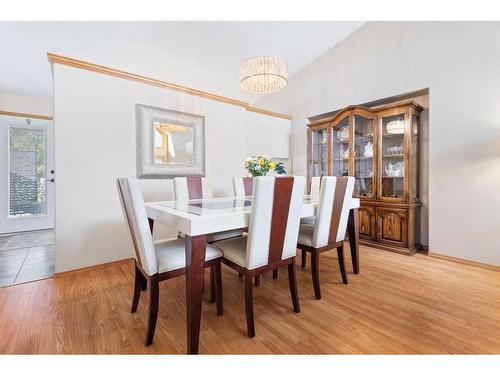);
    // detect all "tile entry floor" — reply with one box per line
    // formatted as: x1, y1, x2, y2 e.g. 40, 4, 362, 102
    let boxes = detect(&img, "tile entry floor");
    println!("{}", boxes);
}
0, 229, 54, 287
